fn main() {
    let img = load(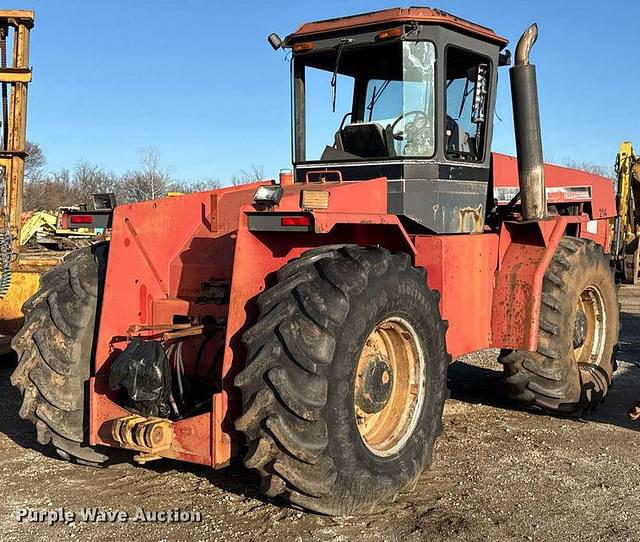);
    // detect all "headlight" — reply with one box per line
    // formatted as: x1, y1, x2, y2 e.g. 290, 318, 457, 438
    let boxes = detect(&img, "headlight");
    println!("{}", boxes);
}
253, 185, 283, 206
